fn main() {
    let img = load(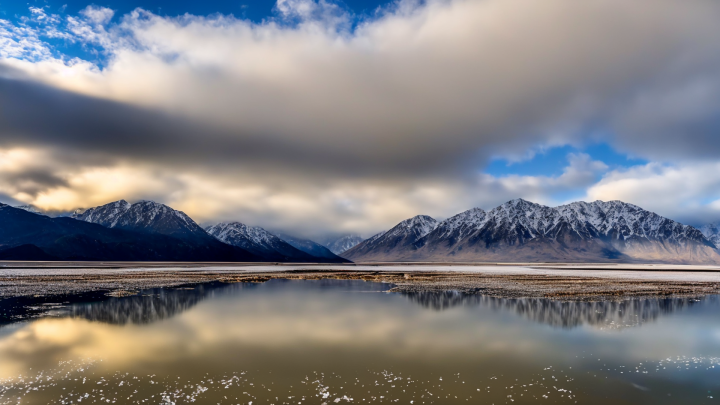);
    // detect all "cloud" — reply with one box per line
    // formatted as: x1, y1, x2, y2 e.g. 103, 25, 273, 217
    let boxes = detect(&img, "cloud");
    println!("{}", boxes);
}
7, 0, 720, 167
472, 153, 608, 207
1, 0, 720, 233
586, 162, 720, 226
